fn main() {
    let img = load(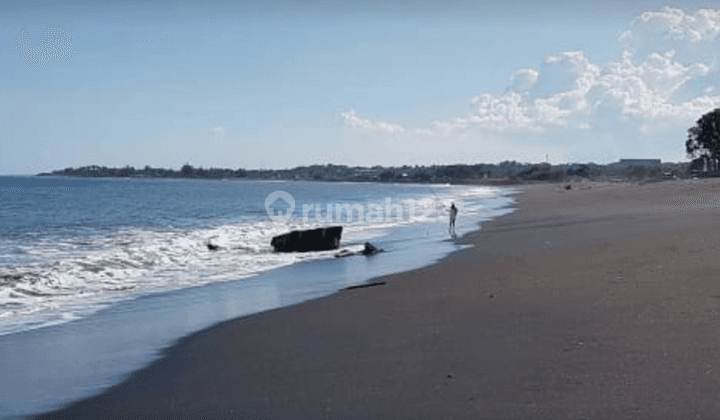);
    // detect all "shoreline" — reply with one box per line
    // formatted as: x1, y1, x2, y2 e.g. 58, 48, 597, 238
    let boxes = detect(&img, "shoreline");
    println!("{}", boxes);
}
0, 178, 512, 338
27, 212, 508, 419
36, 179, 720, 418
2, 186, 514, 418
